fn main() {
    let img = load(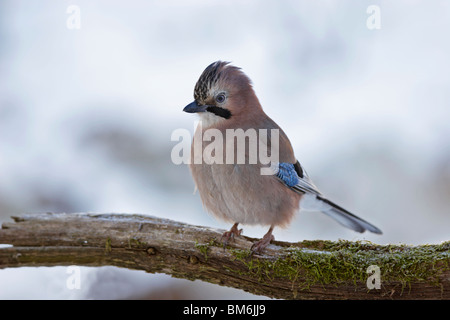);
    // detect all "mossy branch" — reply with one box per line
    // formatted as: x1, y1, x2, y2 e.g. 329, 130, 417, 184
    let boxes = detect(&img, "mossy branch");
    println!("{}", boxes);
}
0, 213, 448, 299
